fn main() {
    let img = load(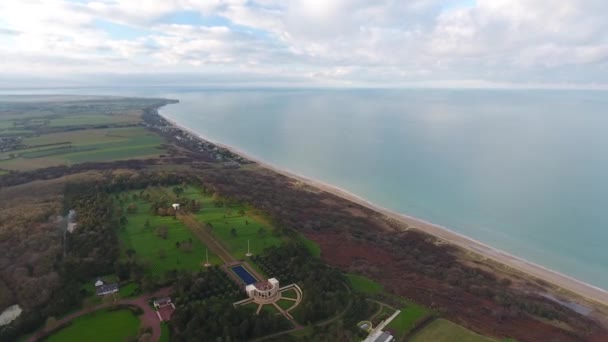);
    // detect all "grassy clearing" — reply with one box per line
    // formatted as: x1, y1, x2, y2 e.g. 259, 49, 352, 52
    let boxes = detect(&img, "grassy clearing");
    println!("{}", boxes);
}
410, 319, 497, 342
386, 304, 430, 338
297, 232, 321, 258
160, 323, 170, 342
276, 299, 295, 311
118, 283, 140, 298
280, 288, 298, 299
120, 190, 222, 278
45, 309, 139, 342
347, 274, 384, 295
170, 187, 283, 259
